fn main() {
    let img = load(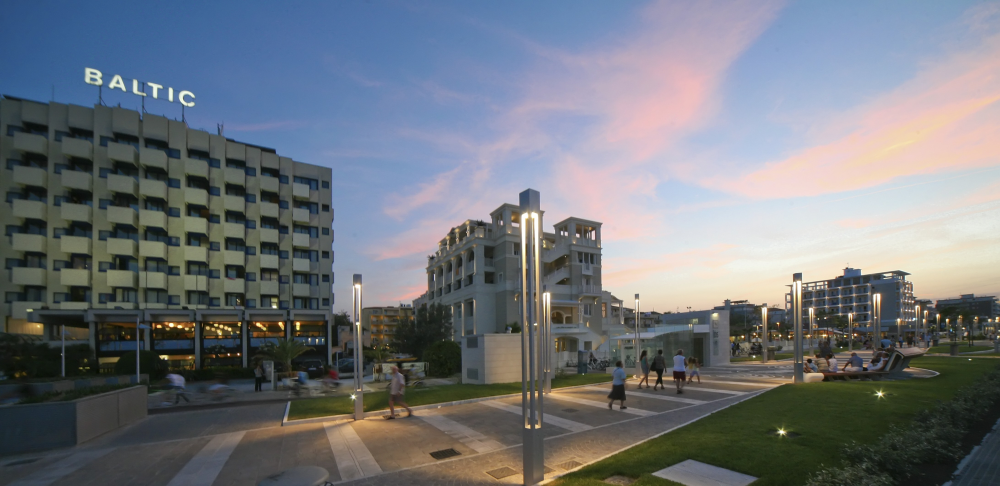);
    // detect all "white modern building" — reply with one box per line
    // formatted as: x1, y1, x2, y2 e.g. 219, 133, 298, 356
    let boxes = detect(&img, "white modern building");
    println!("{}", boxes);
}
785, 267, 915, 333
1, 96, 335, 370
